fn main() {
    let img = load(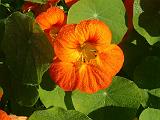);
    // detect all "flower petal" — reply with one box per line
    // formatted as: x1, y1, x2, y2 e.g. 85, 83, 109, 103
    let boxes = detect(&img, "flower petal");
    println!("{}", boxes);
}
65, 0, 78, 7
0, 109, 11, 120
54, 24, 81, 62
96, 44, 124, 77
75, 19, 112, 46
49, 59, 79, 91
36, 7, 66, 30
77, 64, 112, 93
